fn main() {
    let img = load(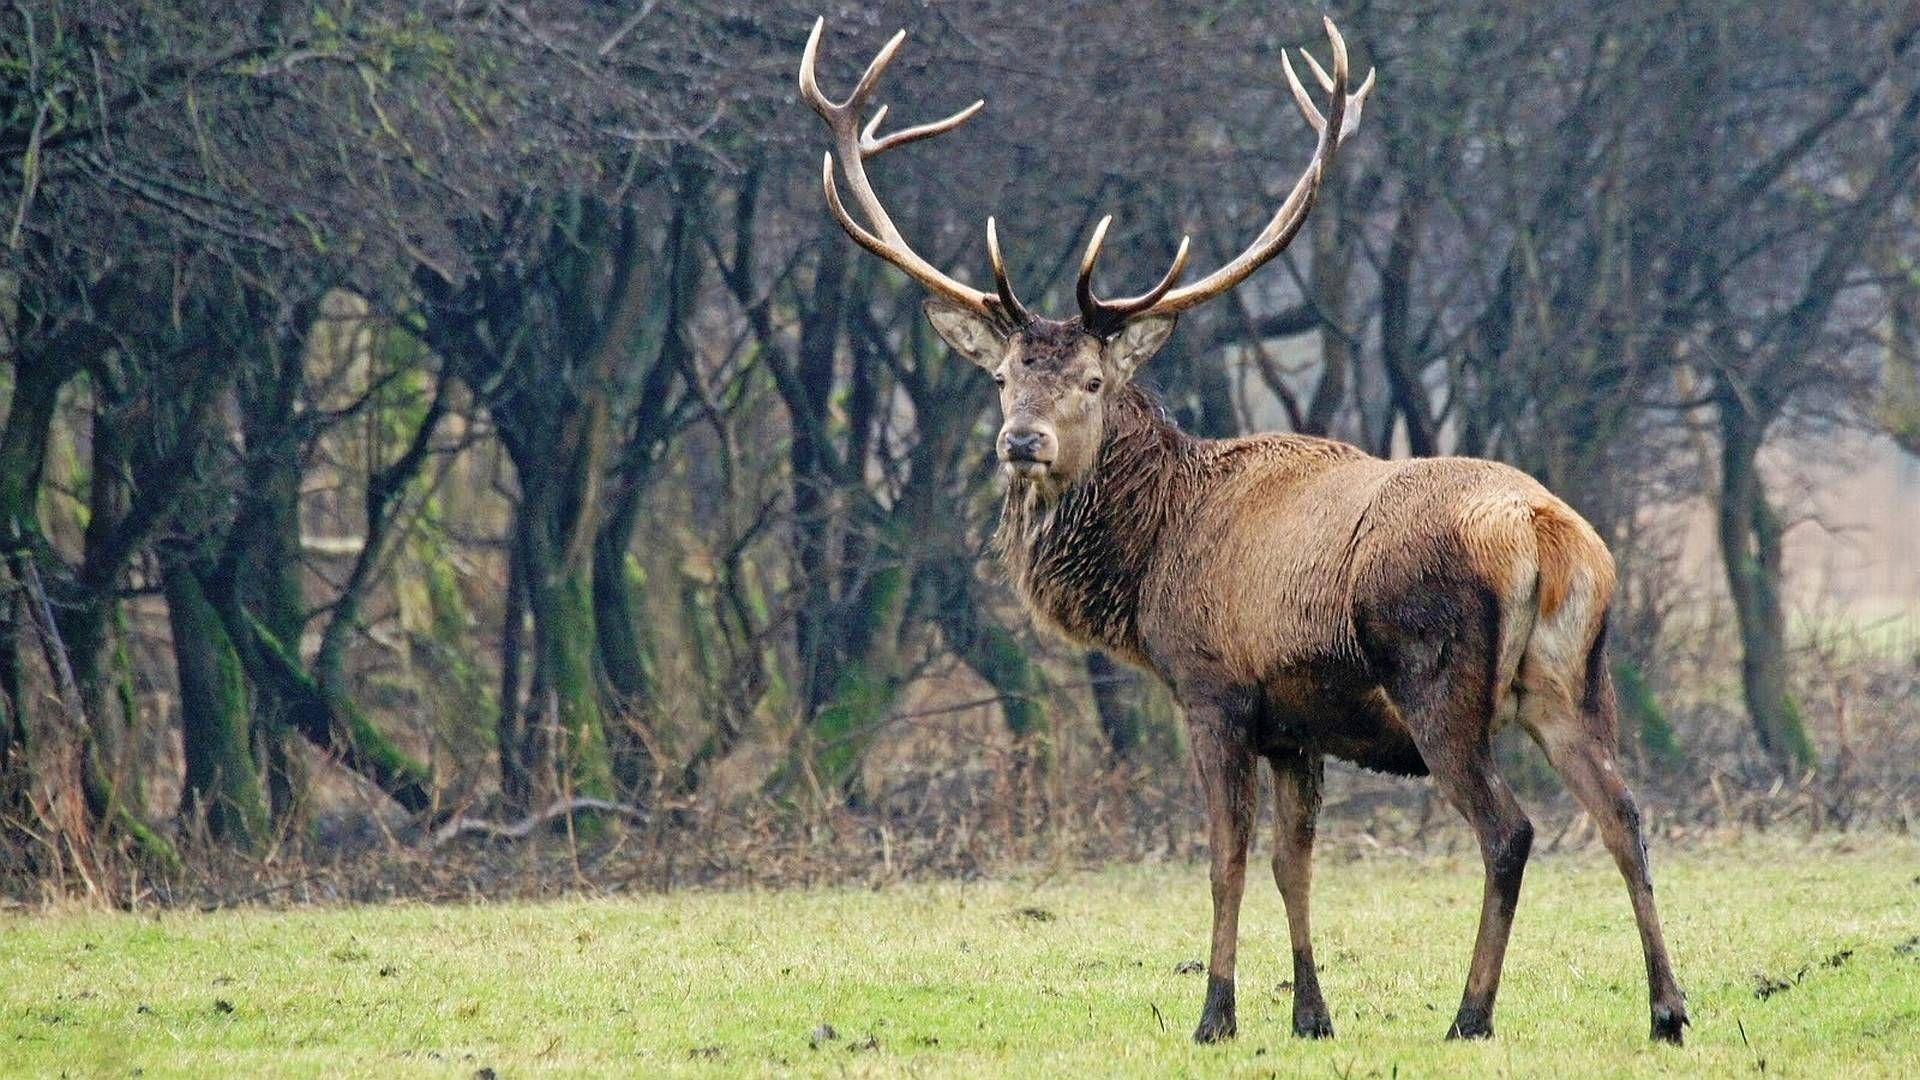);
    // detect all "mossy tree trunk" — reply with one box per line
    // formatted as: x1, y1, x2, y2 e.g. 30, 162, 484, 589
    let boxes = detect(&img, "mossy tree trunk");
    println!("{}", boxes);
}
1611, 658, 1684, 771
787, 226, 849, 725
164, 563, 269, 851
508, 505, 614, 807
923, 553, 1048, 758
1877, 231, 1920, 455
1086, 651, 1150, 758
225, 311, 313, 830
2, 263, 228, 868
305, 342, 450, 818
803, 559, 911, 802
1715, 385, 1814, 775
0, 357, 66, 819
593, 496, 658, 797
2, 291, 200, 865
422, 191, 667, 817
592, 163, 706, 800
